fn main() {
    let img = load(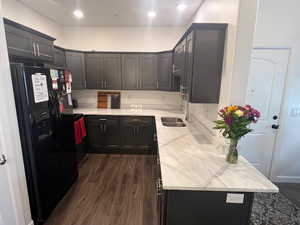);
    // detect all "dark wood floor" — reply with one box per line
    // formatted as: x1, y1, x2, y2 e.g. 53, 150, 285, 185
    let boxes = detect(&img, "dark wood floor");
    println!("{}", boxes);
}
277, 183, 300, 207
45, 154, 158, 225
